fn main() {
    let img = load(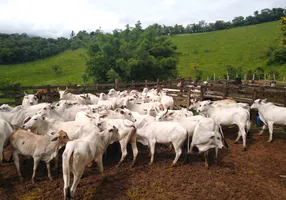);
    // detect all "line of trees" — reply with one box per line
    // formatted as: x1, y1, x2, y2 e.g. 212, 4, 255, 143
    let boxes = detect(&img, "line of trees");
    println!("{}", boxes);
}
0, 7, 284, 65
0, 33, 70, 64
151, 7, 286, 35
